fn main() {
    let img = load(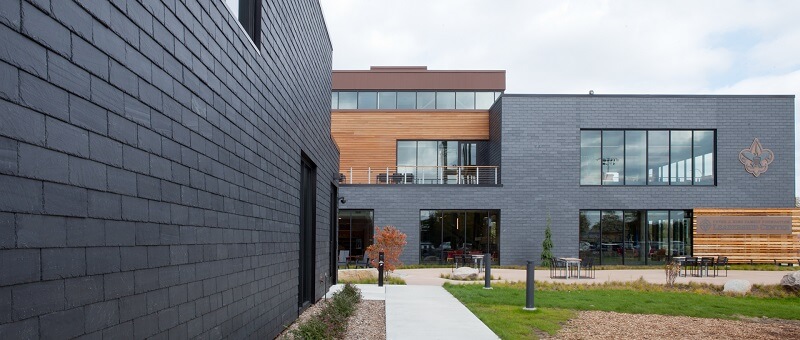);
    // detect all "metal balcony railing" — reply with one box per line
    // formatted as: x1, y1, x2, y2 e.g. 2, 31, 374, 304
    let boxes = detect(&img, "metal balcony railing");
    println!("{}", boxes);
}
339, 166, 499, 185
